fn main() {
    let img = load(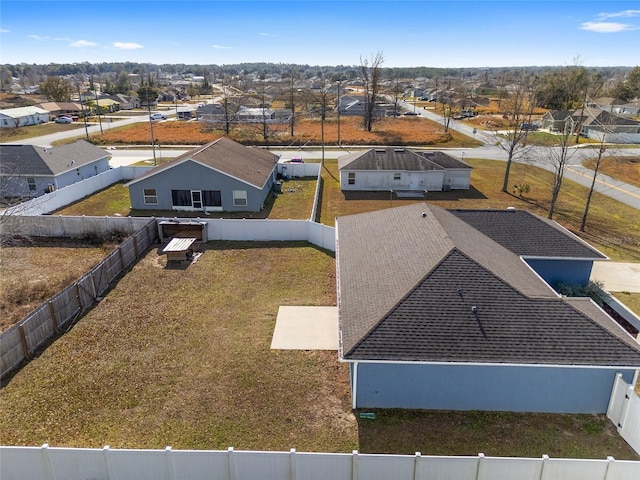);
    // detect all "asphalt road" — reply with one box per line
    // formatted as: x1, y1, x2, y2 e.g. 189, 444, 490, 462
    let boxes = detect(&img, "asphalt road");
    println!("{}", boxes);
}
4, 106, 640, 210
